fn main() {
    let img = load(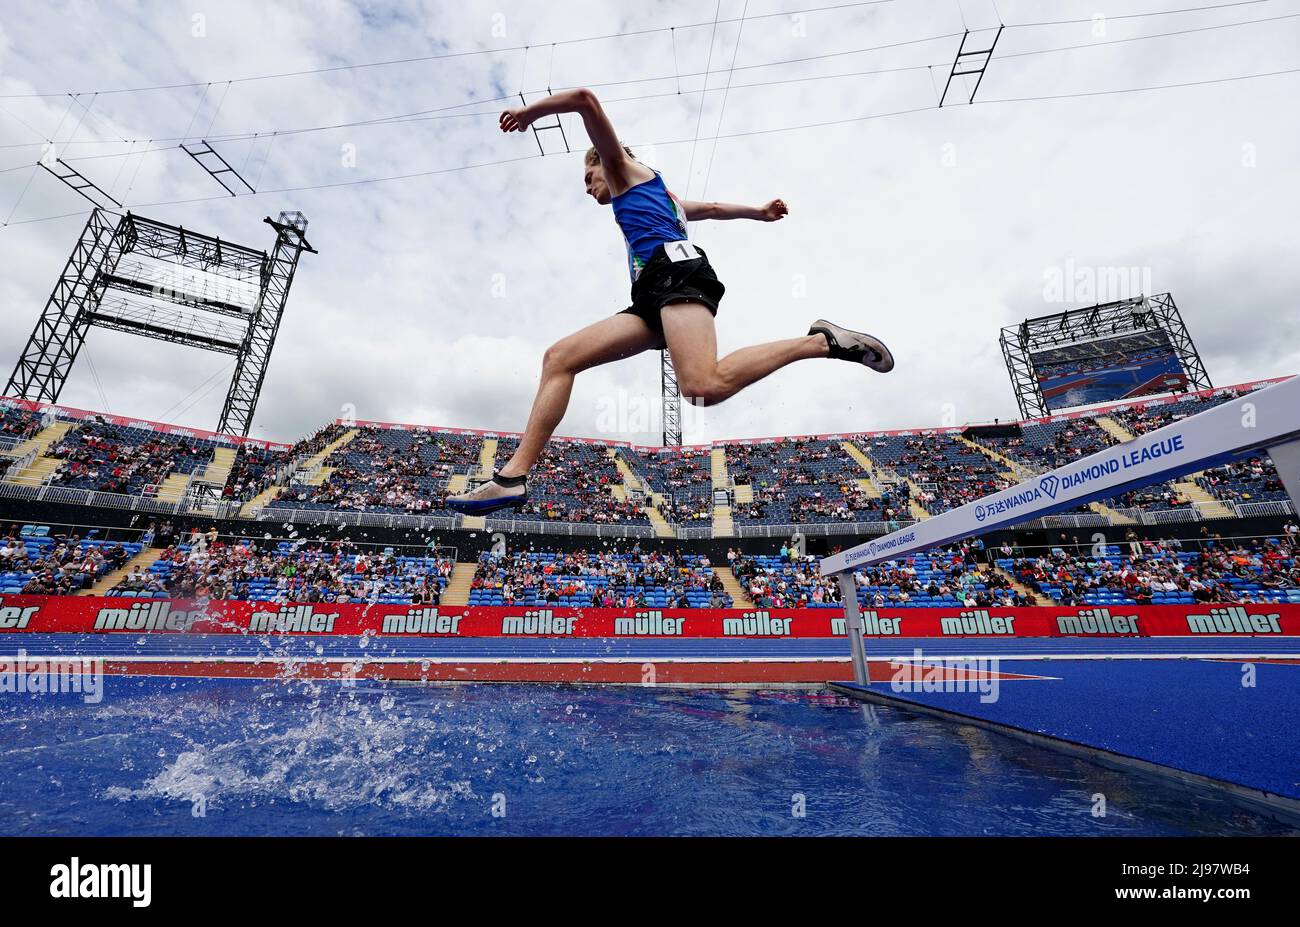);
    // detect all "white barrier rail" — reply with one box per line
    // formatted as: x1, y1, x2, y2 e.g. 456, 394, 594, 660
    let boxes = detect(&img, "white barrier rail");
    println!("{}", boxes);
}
821, 375, 1300, 685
